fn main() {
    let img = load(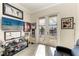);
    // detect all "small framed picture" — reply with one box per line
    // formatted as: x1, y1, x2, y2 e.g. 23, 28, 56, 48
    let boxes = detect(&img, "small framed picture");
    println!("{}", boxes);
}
3, 3, 23, 19
23, 22, 31, 32
61, 17, 74, 29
